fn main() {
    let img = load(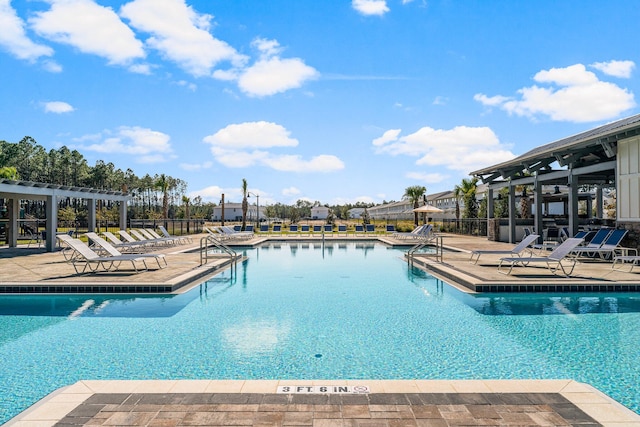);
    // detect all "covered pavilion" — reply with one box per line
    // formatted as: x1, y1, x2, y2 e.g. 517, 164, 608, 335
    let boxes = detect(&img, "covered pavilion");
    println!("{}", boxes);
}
0, 178, 129, 252
471, 113, 640, 243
